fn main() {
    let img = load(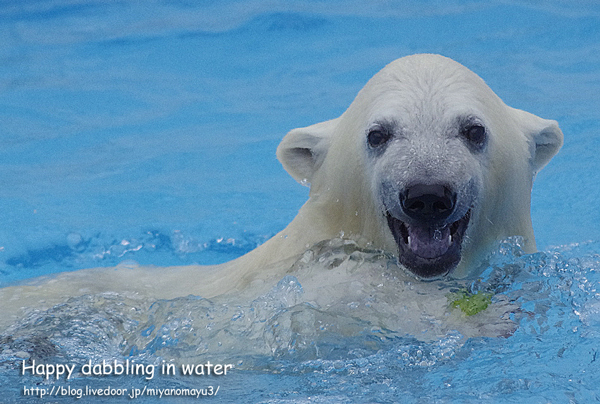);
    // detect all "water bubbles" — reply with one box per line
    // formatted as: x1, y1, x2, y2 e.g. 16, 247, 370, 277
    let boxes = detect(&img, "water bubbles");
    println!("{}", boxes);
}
140, 325, 155, 337
66, 233, 83, 250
